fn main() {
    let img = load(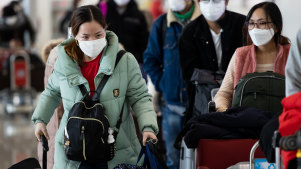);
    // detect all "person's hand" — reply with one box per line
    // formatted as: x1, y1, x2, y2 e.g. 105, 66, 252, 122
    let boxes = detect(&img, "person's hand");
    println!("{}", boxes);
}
216, 106, 227, 112
142, 131, 158, 146
34, 122, 49, 141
